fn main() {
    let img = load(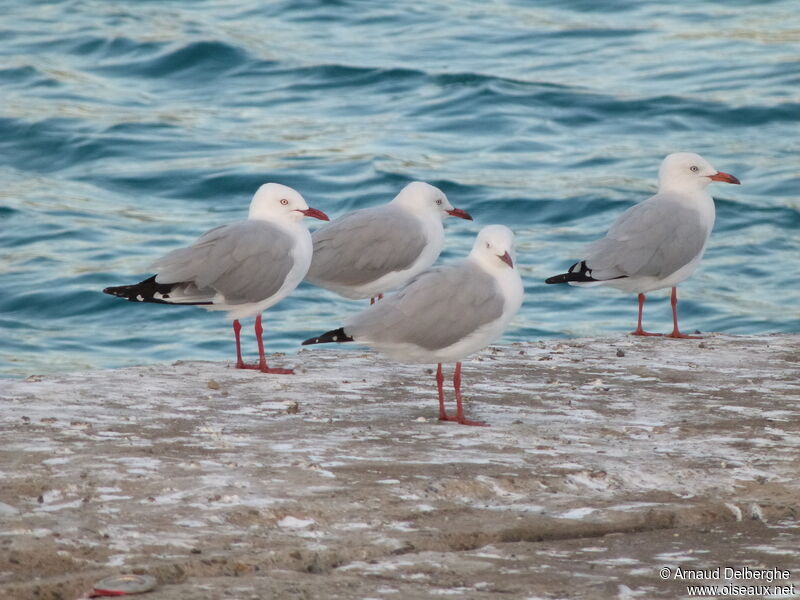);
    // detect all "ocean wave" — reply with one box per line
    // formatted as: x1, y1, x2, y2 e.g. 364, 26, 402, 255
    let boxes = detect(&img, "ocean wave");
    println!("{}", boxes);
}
93, 40, 251, 80
1, 0, 798, 376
